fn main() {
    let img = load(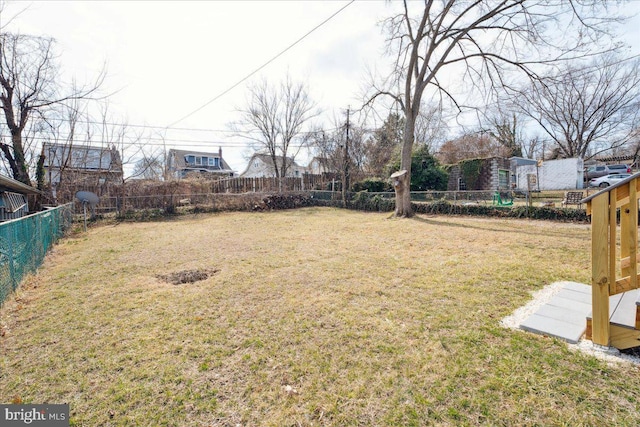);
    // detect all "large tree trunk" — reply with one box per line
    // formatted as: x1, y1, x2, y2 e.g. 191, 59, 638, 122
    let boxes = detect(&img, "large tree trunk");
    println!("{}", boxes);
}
392, 114, 415, 217
391, 169, 411, 217
11, 133, 32, 186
